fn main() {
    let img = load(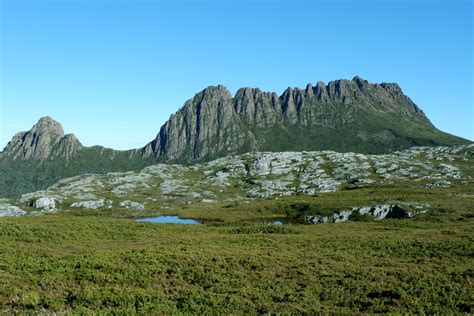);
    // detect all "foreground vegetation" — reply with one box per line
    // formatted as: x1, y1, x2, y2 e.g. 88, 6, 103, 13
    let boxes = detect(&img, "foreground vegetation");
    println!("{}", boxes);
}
1, 185, 473, 314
